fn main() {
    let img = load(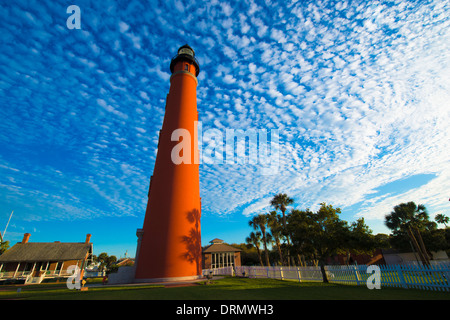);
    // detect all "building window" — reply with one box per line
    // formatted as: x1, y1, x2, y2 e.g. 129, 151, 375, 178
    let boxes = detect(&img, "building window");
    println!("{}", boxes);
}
185, 64, 189, 71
